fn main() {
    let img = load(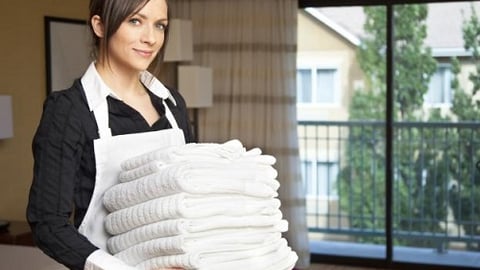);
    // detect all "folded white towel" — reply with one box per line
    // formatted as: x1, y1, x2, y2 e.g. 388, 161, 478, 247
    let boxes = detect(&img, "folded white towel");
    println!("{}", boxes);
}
107, 213, 285, 253
207, 243, 298, 270
121, 139, 246, 171
104, 193, 281, 235
117, 159, 278, 183
105, 163, 280, 212
237, 147, 277, 165
108, 218, 288, 254
136, 237, 288, 270
115, 231, 283, 265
